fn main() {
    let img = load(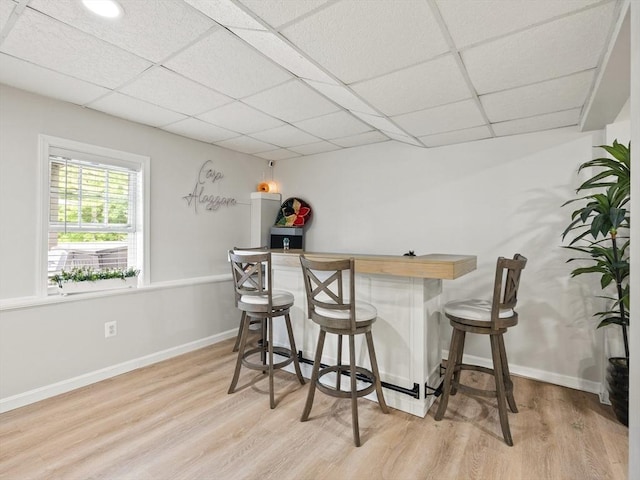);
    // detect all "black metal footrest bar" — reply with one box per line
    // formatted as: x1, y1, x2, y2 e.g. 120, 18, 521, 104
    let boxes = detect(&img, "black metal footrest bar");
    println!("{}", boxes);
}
424, 362, 447, 397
